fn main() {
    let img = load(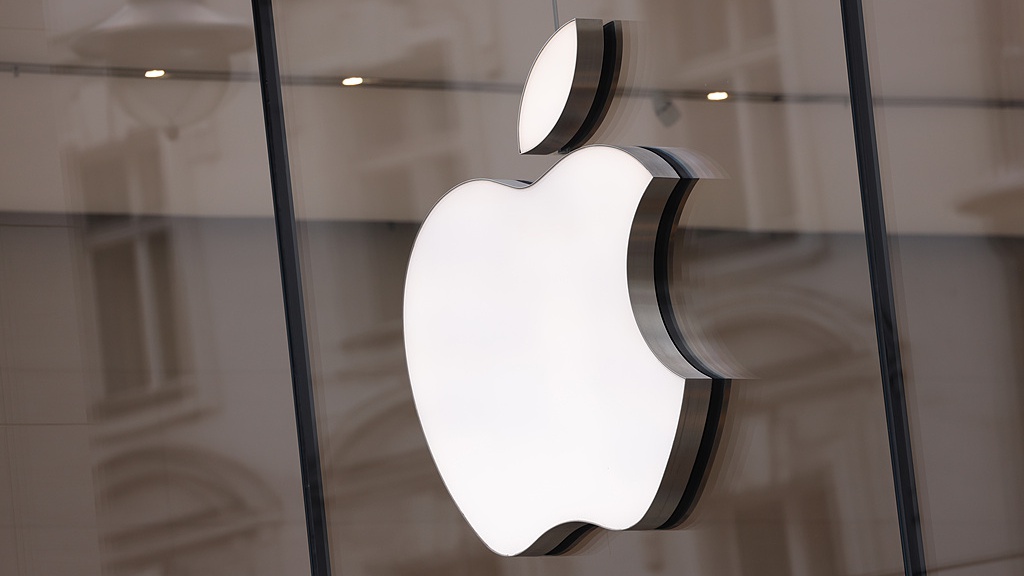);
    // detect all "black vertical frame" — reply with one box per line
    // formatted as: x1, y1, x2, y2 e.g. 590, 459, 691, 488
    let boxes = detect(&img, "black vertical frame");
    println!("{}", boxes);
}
839, 1, 927, 575
251, 1, 334, 575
